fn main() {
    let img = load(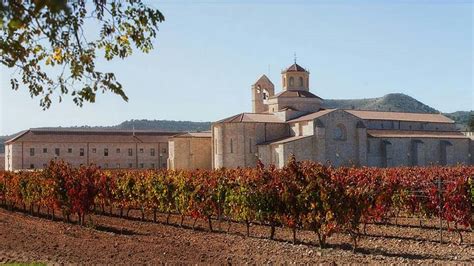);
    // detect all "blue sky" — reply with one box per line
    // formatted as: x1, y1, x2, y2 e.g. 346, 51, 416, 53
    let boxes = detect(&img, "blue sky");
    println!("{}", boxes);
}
1, 0, 472, 135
